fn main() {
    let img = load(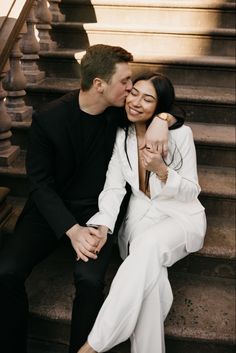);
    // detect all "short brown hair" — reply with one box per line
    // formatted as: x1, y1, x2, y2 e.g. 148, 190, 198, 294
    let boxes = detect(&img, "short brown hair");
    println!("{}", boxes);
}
80, 44, 133, 91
